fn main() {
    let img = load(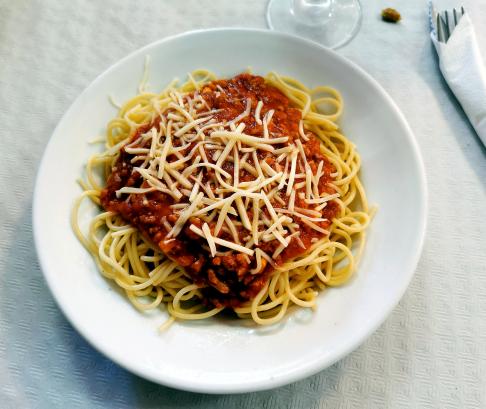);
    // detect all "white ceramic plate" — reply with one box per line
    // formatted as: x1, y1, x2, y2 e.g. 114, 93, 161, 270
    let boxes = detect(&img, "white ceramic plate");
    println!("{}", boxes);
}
33, 28, 427, 394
